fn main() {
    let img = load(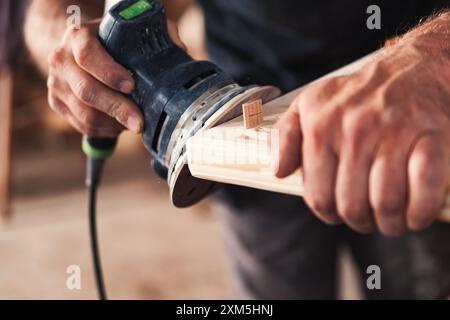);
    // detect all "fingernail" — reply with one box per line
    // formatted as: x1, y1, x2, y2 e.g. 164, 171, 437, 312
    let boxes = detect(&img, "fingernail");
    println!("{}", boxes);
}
119, 80, 134, 93
127, 114, 143, 133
